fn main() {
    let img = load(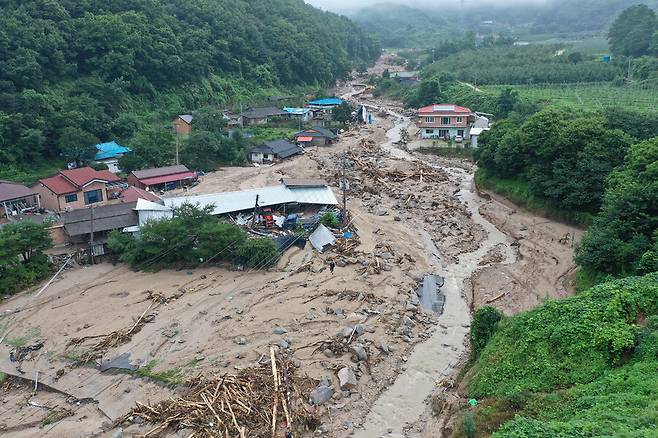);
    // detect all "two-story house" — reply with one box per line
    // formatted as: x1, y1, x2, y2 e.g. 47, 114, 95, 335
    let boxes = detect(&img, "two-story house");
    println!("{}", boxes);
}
417, 104, 474, 140
32, 167, 122, 212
